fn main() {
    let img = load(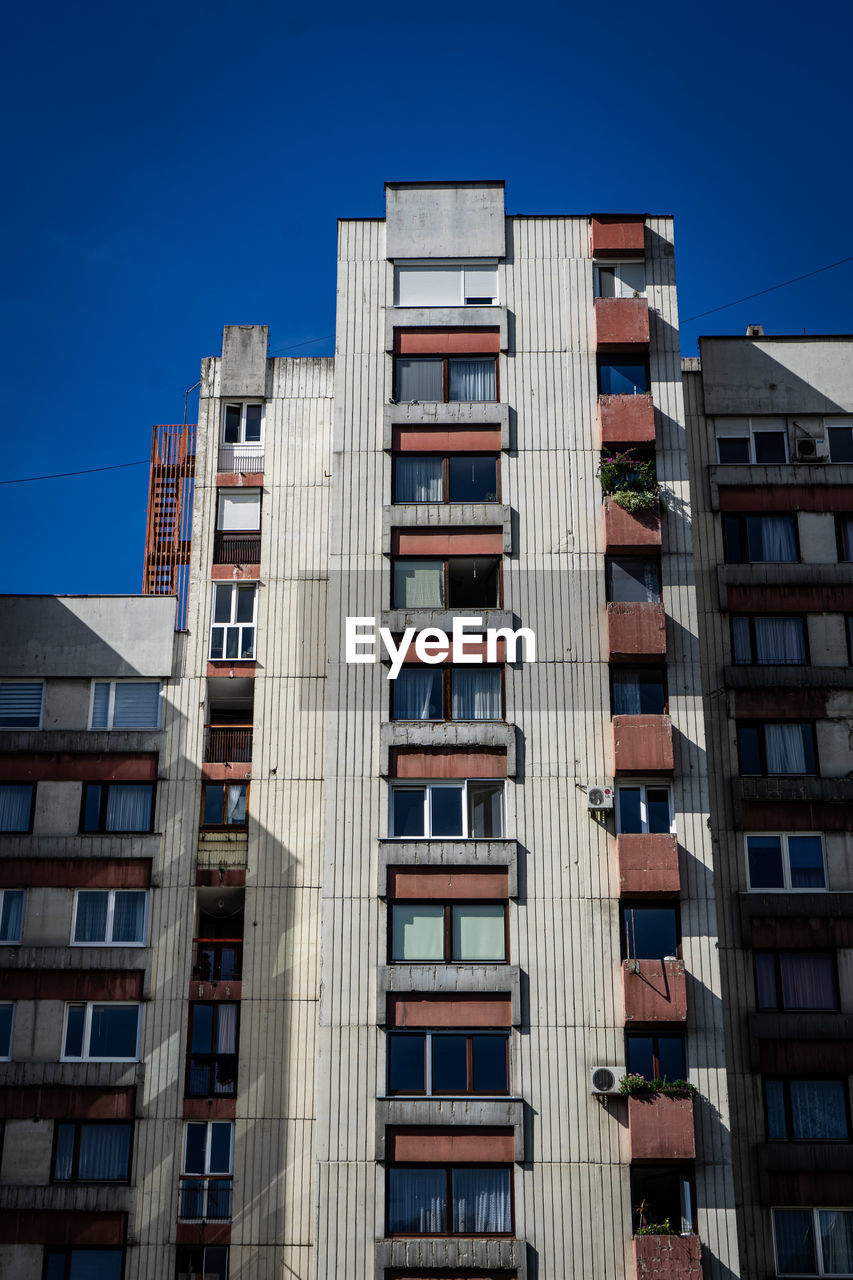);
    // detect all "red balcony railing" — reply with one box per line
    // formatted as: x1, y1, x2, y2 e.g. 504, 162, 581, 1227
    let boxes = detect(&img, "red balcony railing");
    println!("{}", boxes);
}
192, 938, 243, 983
204, 726, 253, 764
213, 532, 261, 565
